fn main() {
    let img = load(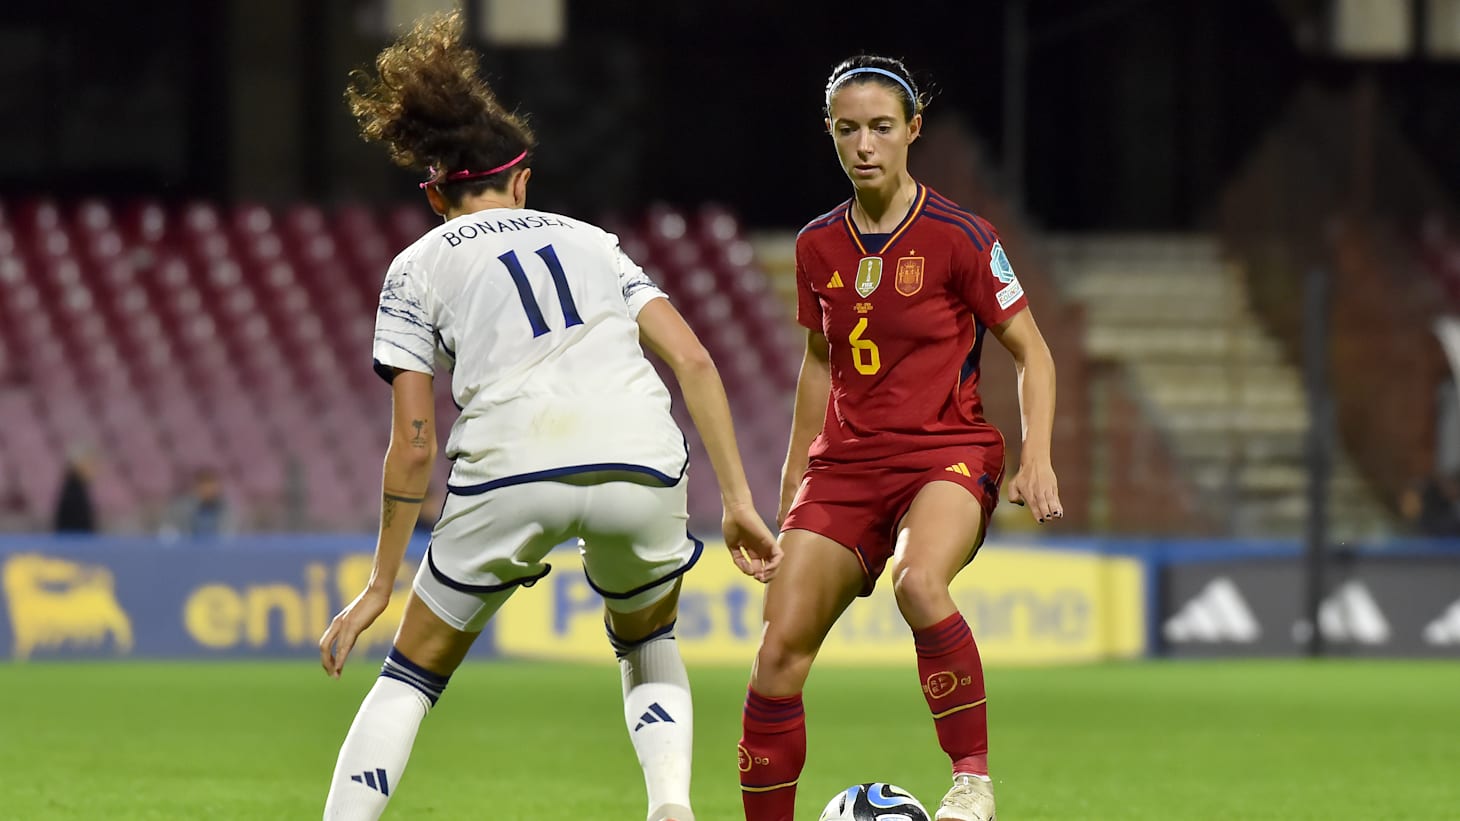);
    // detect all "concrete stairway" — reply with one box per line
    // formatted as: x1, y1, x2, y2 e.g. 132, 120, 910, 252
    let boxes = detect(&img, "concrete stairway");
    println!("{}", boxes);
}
1044, 234, 1391, 538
